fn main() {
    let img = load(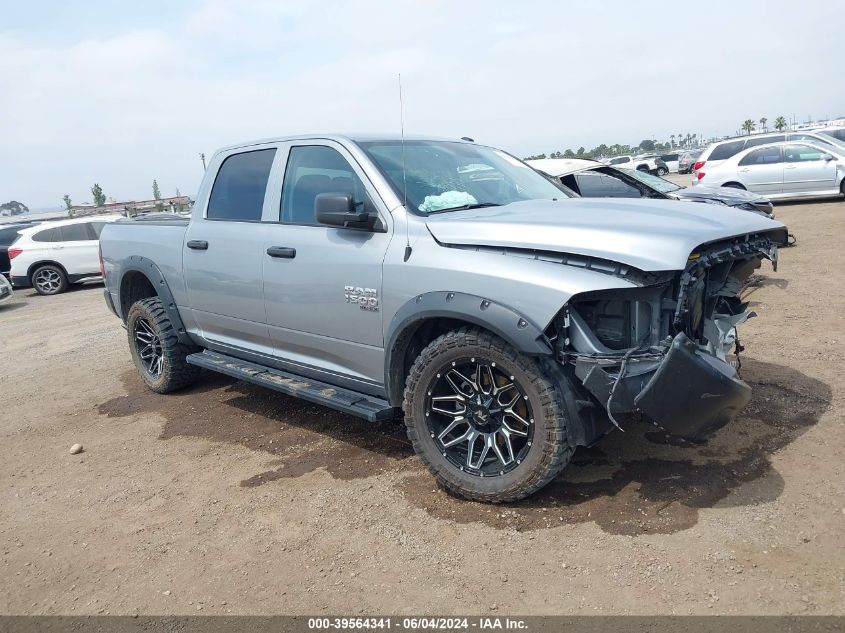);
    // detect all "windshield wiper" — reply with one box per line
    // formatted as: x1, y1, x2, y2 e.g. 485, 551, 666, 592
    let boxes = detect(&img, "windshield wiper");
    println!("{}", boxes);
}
427, 202, 502, 214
